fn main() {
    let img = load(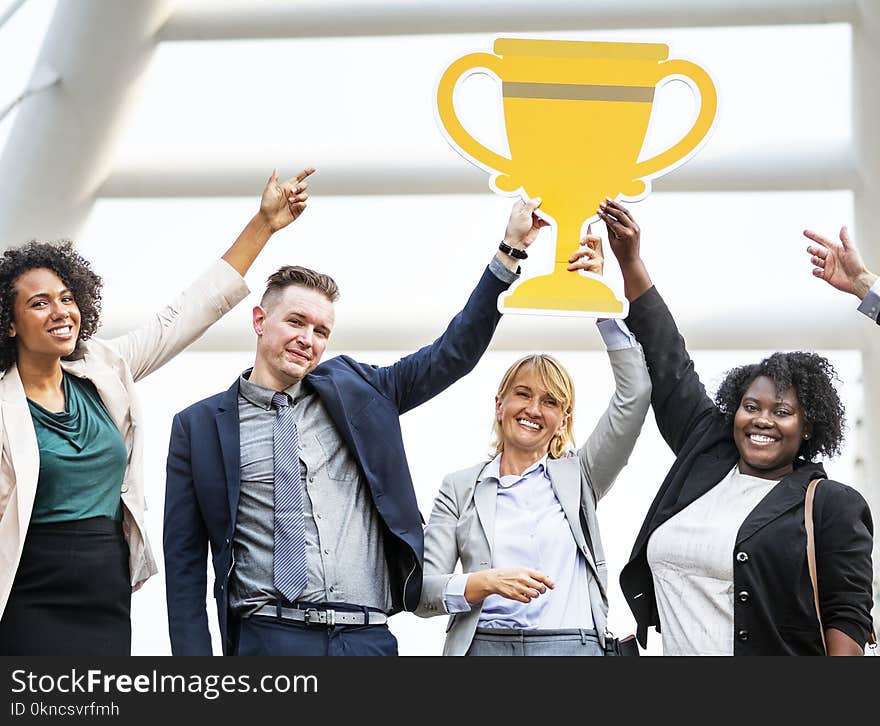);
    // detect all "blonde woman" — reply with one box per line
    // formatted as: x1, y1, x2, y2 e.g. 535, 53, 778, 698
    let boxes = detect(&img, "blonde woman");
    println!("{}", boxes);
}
415, 232, 651, 656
